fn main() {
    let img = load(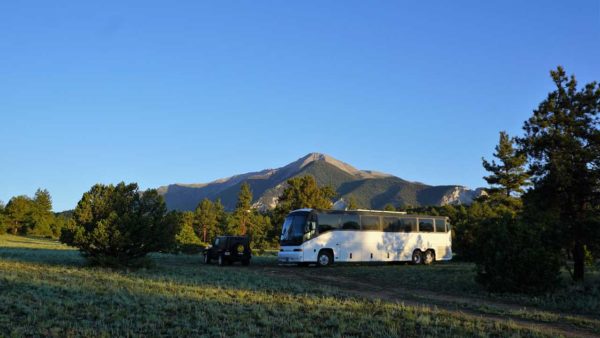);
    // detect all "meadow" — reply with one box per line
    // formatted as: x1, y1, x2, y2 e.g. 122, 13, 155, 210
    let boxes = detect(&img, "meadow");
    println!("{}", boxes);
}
1, 235, 599, 337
